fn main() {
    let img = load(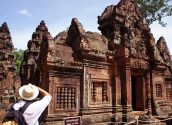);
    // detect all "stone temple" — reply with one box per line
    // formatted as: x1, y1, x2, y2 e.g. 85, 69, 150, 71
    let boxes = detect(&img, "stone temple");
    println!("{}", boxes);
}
0, 22, 19, 97
19, 0, 172, 124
